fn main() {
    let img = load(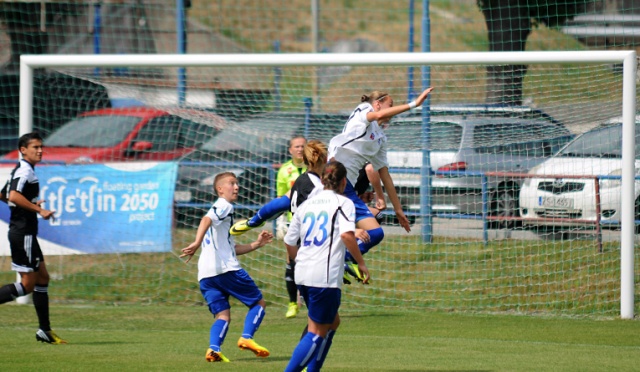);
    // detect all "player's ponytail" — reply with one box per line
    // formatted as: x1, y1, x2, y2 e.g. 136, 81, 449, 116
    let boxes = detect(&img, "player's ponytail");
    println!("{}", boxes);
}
361, 91, 389, 104
322, 161, 347, 192
303, 140, 328, 172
